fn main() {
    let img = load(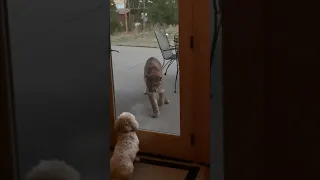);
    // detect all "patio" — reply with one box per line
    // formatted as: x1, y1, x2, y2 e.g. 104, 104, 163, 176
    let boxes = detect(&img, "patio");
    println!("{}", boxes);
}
111, 46, 180, 135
